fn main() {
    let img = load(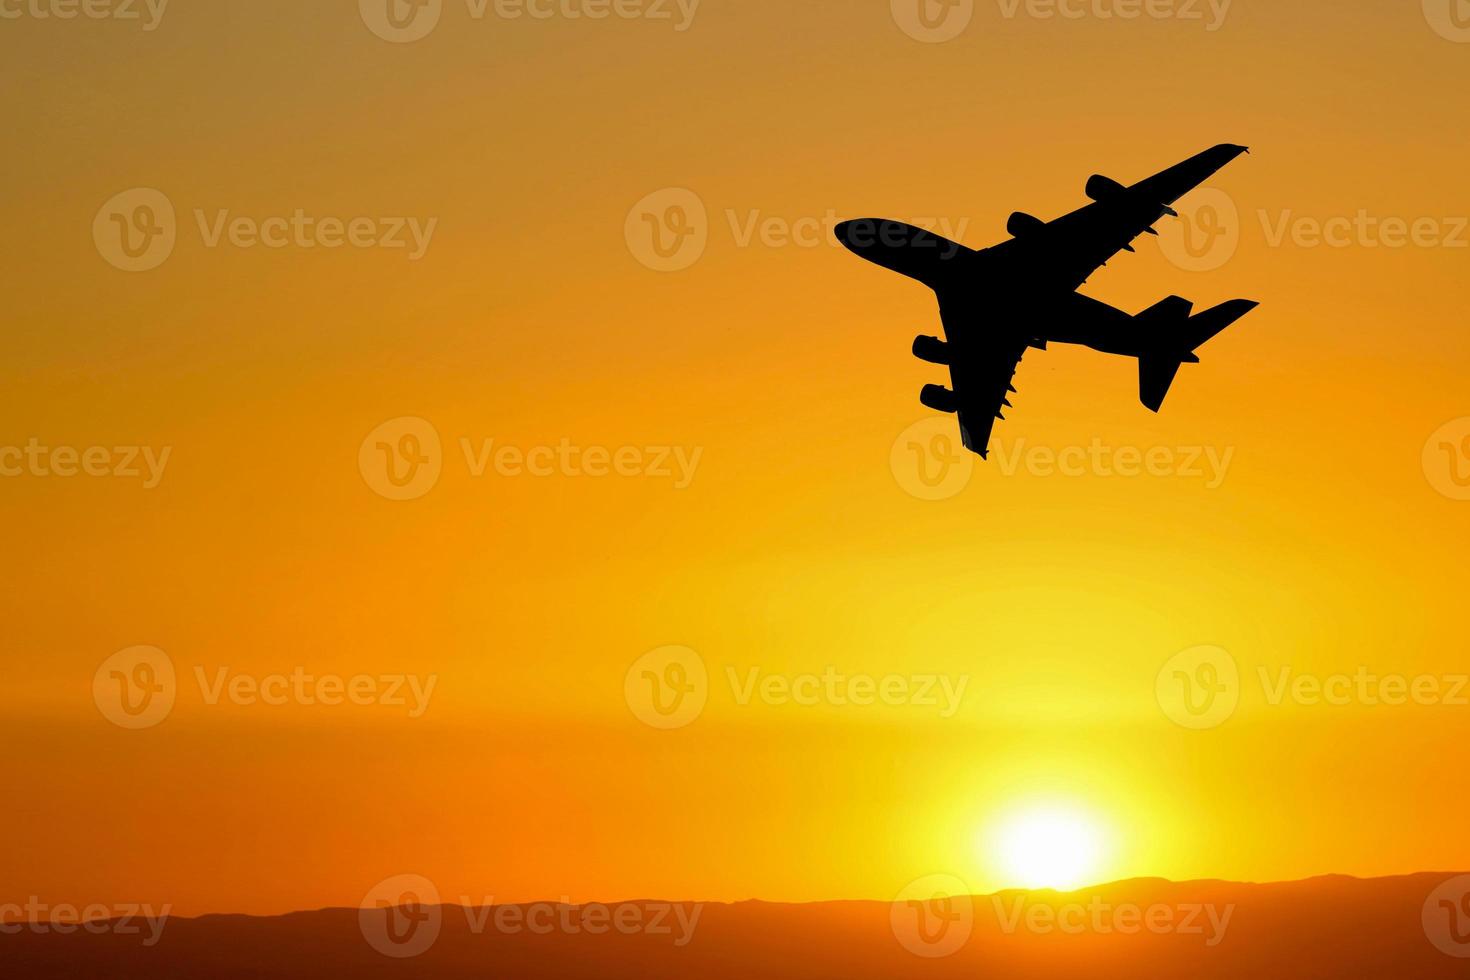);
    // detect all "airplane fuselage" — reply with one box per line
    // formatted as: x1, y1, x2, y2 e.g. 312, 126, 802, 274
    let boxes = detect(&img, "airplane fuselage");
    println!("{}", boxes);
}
1036, 291, 1155, 358
925, 243, 1159, 358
